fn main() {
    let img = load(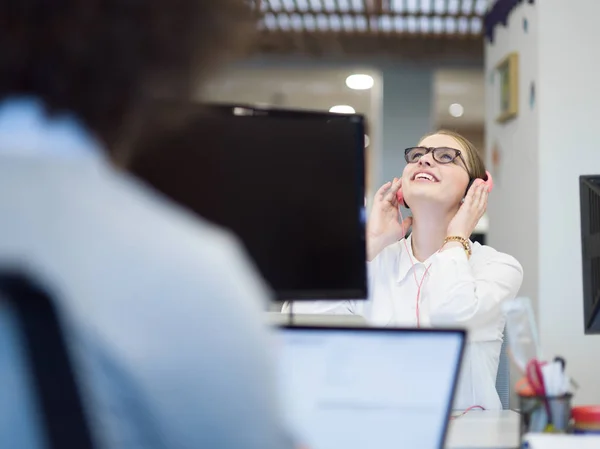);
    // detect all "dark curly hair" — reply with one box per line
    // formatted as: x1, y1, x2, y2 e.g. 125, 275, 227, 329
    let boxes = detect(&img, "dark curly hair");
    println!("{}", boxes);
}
0, 0, 255, 152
